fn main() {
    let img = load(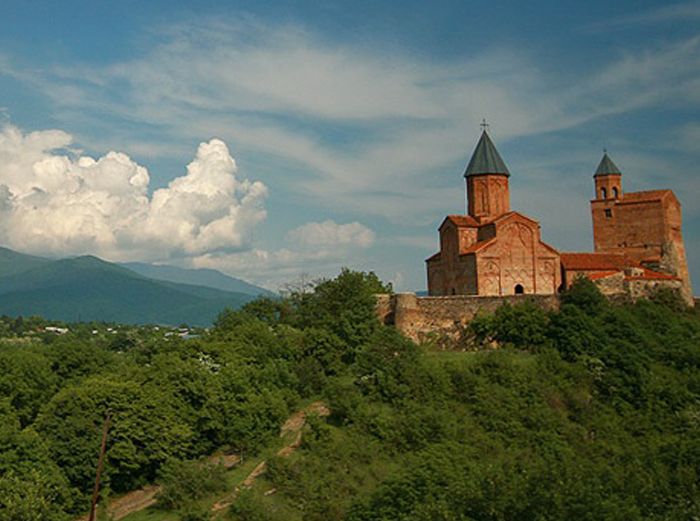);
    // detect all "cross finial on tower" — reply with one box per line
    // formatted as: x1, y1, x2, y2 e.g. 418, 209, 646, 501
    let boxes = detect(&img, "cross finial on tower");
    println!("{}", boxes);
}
480, 118, 490, 132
